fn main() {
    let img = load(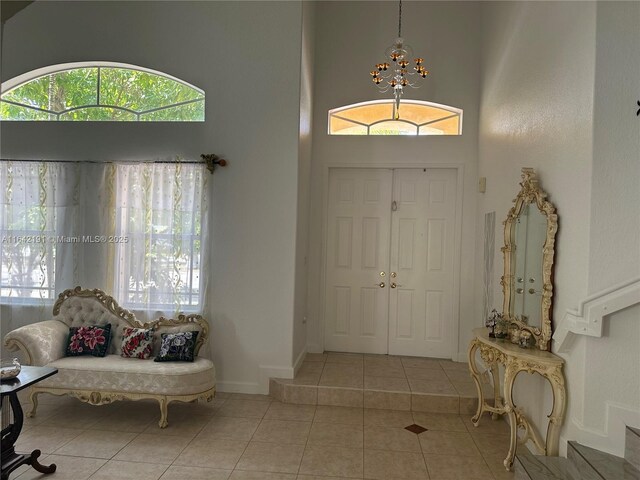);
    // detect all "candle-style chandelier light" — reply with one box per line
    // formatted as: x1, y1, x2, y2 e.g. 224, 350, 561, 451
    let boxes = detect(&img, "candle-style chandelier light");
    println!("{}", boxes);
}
370, 0, 429, 120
